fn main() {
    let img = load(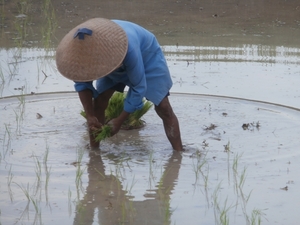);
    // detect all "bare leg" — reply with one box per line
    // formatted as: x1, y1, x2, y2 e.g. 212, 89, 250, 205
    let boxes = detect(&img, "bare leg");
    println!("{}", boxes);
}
94, 89, 115, 124
87, 89, 114, 149
155, 96, 183, 151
